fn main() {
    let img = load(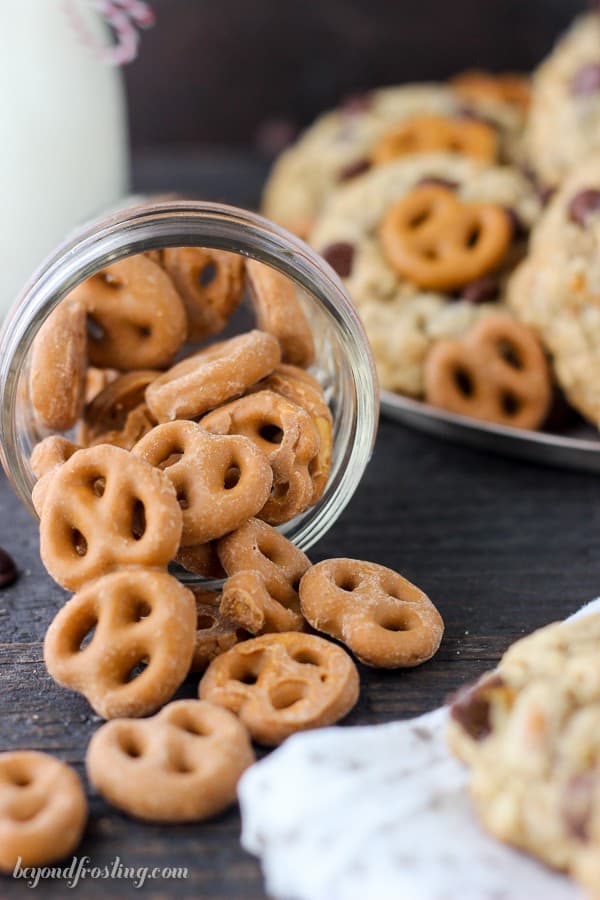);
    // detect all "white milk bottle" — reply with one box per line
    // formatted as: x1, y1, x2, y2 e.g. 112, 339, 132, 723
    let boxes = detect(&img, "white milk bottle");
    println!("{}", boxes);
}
0, 0, 128, 316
